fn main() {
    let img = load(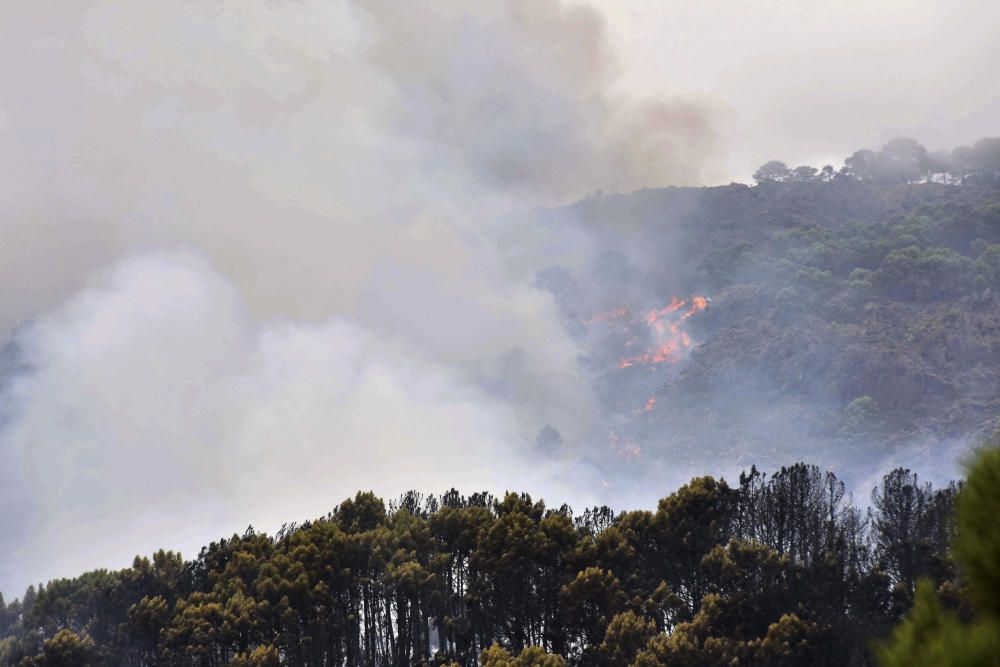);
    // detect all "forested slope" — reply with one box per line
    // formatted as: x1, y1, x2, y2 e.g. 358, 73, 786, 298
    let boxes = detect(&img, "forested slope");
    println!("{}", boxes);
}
532, 139, 1000, 479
